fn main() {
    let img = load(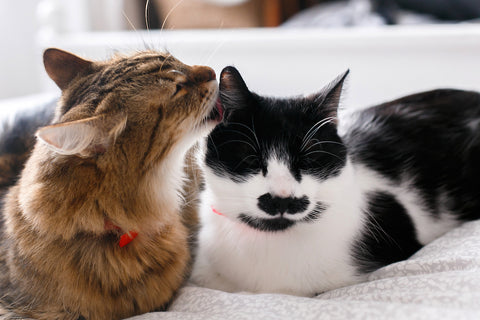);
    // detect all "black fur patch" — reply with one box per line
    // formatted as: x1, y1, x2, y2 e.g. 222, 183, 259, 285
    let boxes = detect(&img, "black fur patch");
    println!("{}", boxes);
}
345, 89, 480, 222
237, 201, 327, 232
352, 191, 422, 274
238, 214, 295, 232
257, 194, 310, 215
206, 67, 346, 184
